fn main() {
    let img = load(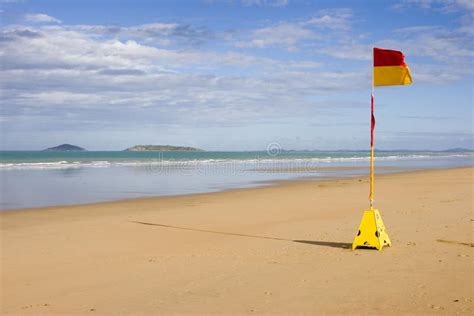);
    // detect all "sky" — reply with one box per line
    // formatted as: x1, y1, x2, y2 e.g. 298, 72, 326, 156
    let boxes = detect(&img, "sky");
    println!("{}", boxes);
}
0, 0, 472, 151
